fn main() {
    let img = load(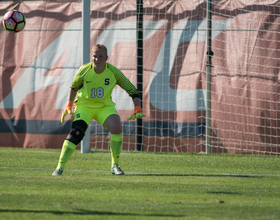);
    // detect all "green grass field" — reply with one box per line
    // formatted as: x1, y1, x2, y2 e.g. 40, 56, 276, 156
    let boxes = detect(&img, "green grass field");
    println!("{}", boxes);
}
0, 147, 279, 220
